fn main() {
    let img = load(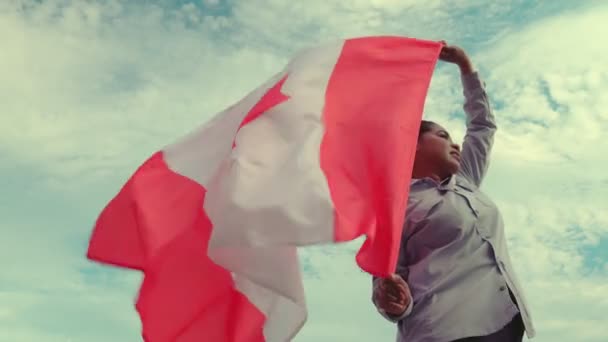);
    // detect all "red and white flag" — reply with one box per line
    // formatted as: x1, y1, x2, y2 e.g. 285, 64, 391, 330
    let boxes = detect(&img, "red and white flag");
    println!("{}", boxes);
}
87, 36, 443, 341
